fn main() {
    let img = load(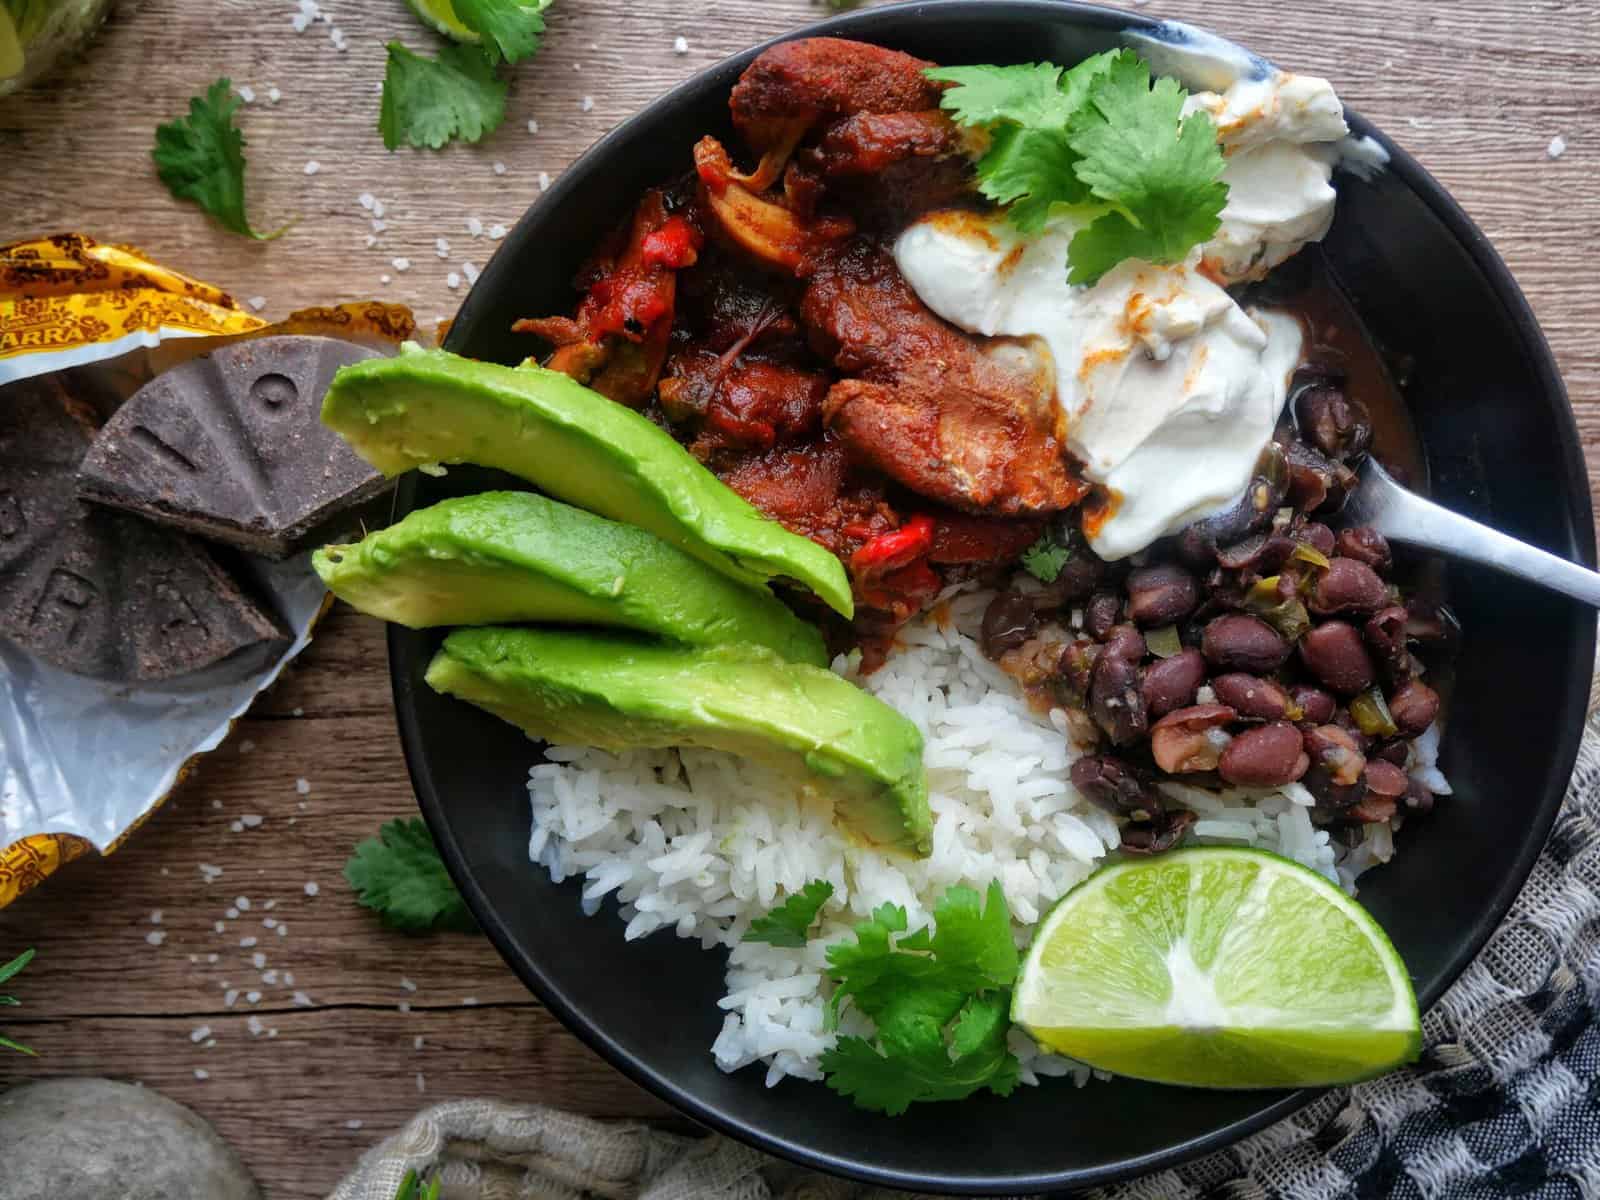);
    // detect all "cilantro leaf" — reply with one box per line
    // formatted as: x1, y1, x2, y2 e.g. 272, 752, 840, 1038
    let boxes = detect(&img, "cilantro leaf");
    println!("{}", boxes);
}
819, 881, 1019, 1114
450, 0, 552, 66
743, 879, 834, 948
1021, 534, 1071, 583
380, 42, 508, 150
345, 818, 476, 933
1065, 53, 1227, 284
929, 50, 1227, 284
153, 79, 287, 240
0, 948, 35, 1056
